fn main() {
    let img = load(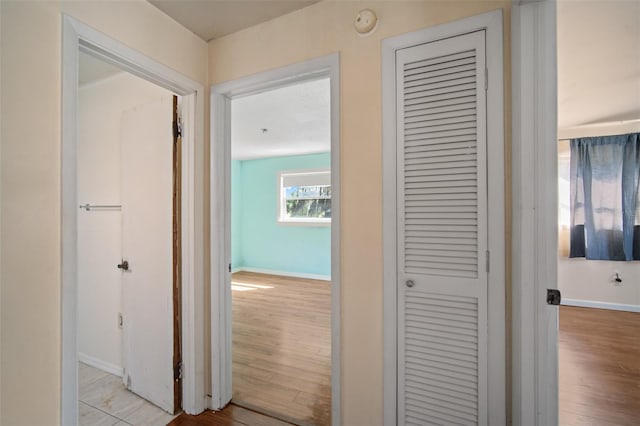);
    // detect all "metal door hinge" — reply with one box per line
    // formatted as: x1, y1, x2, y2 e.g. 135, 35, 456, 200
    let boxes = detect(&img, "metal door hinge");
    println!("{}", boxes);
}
173, 120, 182, 139
118, 313, 123, 328
547, 289, 561, 305
228, 263, 232, 273
485, 250, 490, 273
173, 362, 182, 381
